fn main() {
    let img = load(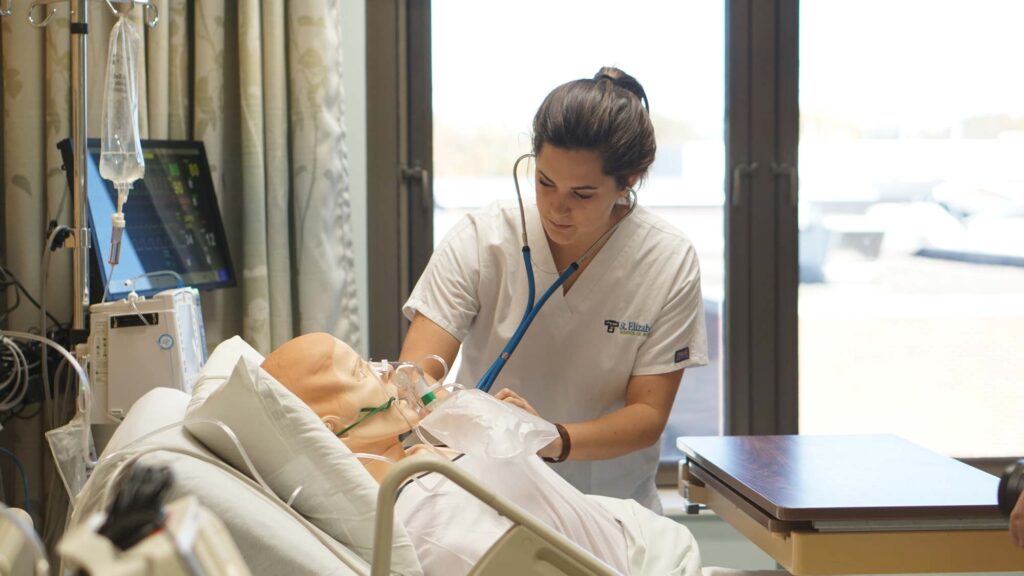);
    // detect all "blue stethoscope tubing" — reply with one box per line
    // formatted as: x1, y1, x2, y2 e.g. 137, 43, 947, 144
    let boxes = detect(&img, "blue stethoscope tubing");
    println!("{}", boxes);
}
476, 154, 635, 393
